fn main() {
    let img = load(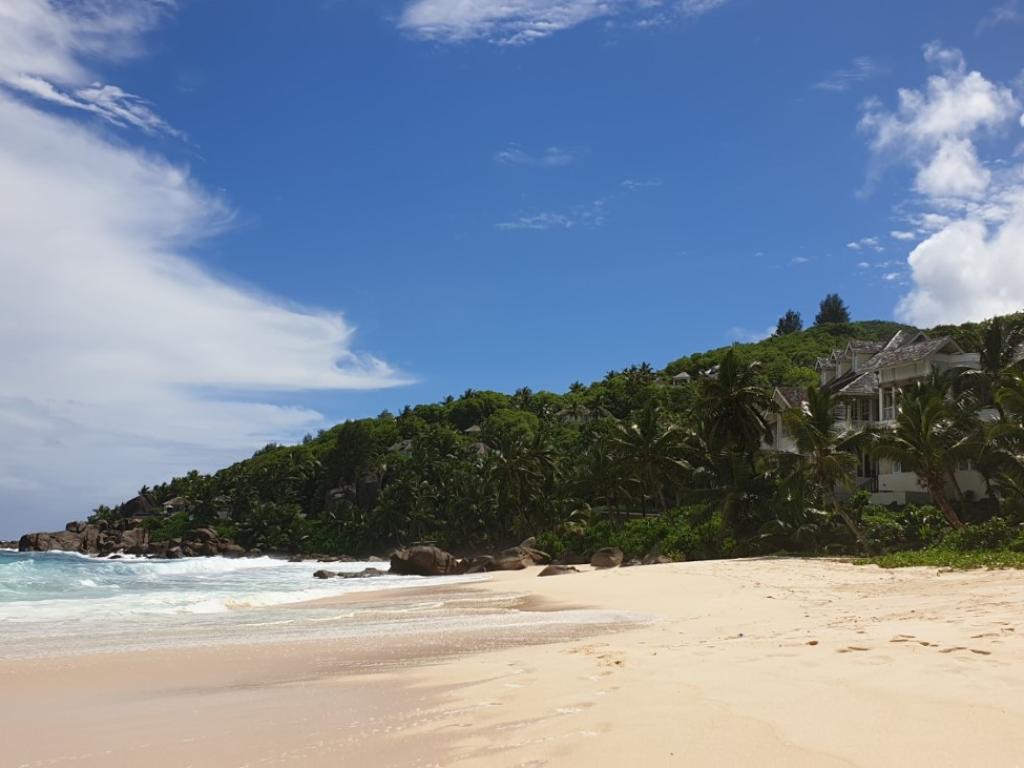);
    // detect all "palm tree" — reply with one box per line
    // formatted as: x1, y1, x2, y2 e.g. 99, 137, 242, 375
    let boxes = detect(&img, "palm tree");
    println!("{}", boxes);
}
985, 370, 1024, 505
960, 316, 1024, 412
695, 349, 771, 457
871, 386, 971, 529
608, 403, 690, 515
781, 387, 870, 550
